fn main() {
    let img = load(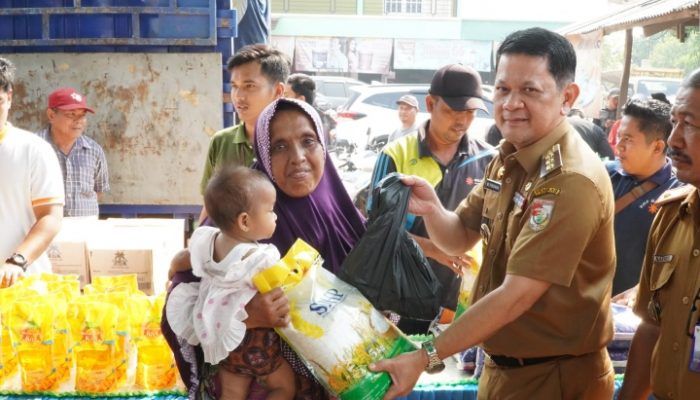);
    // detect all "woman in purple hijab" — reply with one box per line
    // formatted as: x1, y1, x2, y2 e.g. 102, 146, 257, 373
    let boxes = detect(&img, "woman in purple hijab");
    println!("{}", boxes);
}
162, 98, 365, 399
254, 97, 365, 274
